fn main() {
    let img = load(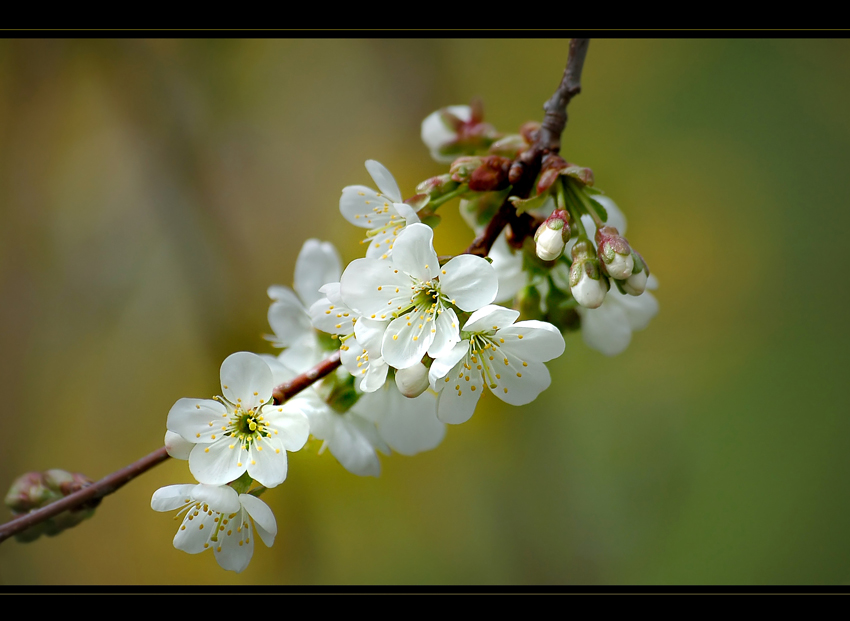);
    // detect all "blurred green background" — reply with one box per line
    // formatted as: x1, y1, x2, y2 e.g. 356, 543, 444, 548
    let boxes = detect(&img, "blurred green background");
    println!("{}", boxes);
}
1, 38, 848, 586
